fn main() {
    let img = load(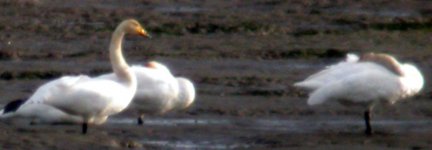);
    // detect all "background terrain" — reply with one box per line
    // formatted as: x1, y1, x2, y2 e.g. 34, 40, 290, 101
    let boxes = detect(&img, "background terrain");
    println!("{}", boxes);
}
0, 0, 431, 149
